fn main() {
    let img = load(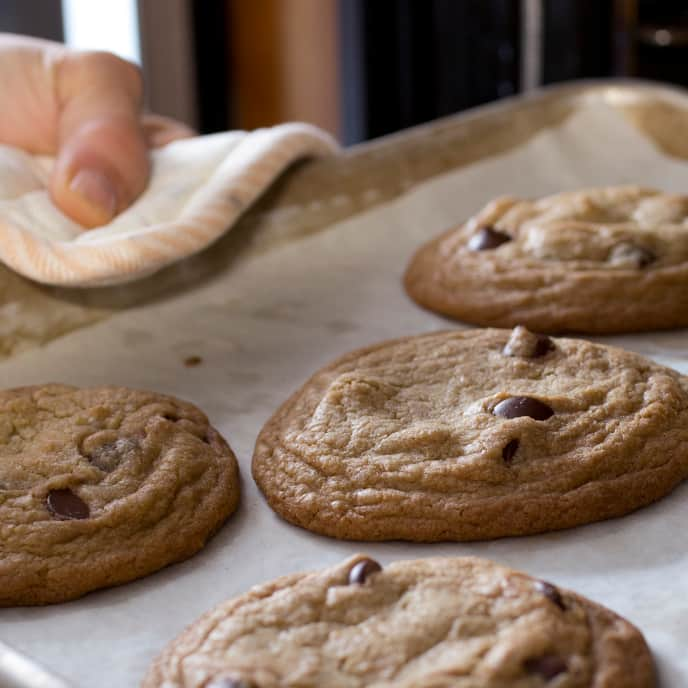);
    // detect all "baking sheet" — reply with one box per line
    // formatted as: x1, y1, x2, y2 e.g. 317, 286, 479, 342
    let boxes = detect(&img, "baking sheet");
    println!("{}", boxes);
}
0, 81, 684, 364
2, 101, 688, 687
